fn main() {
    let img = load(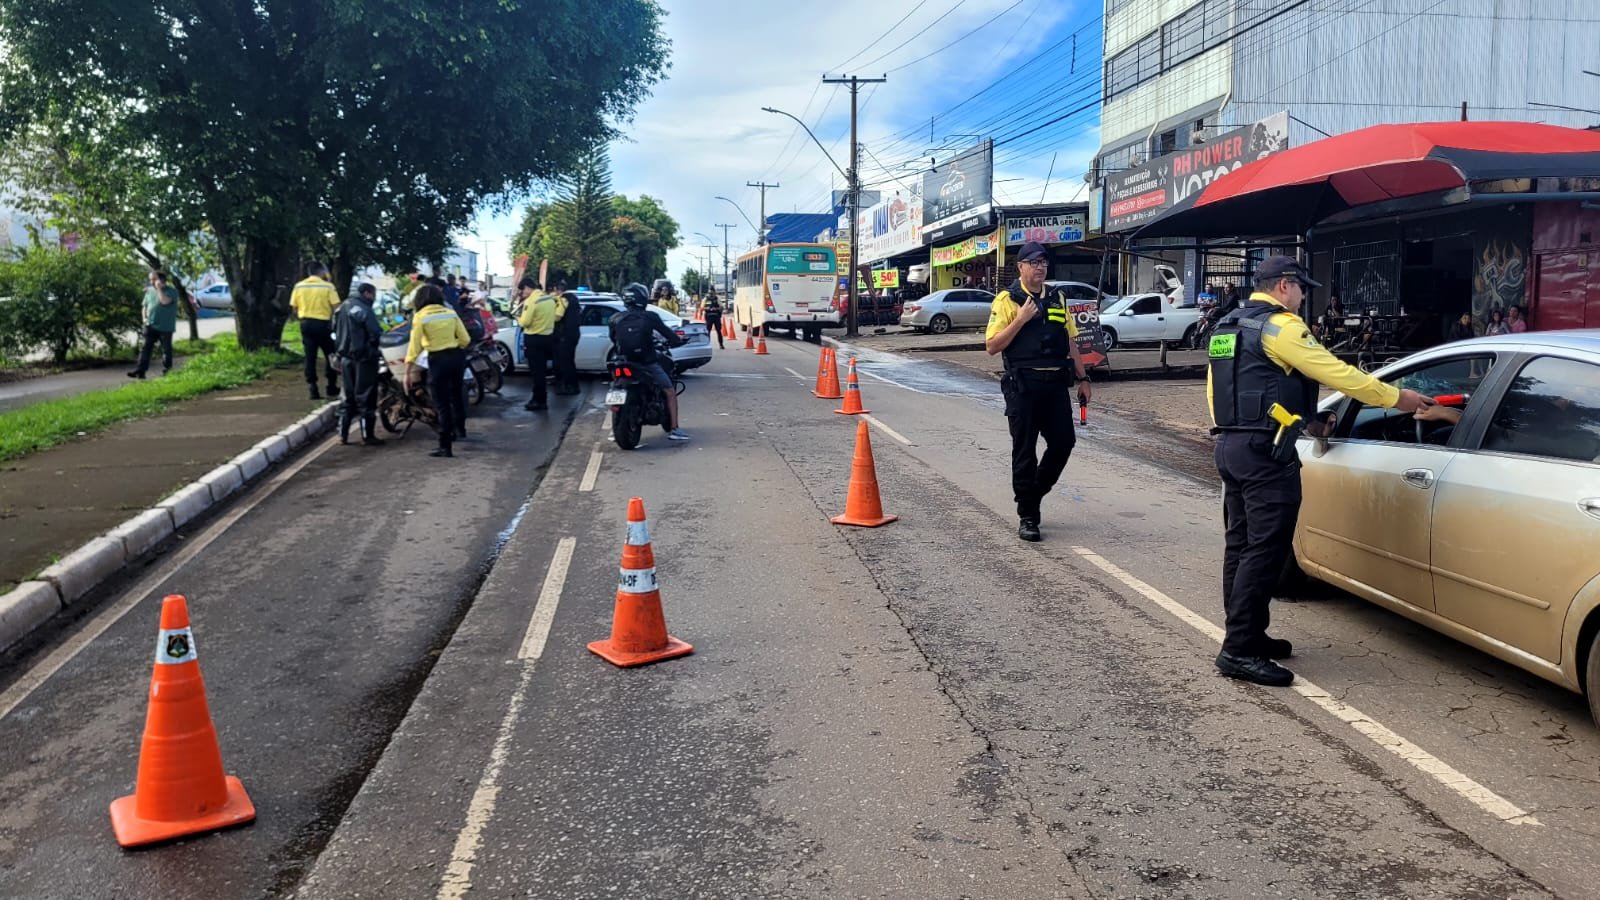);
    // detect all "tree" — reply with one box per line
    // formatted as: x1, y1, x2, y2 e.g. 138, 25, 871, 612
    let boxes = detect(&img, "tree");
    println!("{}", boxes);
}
0, 1, 670, 349
540, 147, 621, 289
612, 195, 680, 283
0, 242, 145, 365
680, 269, 706, 297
